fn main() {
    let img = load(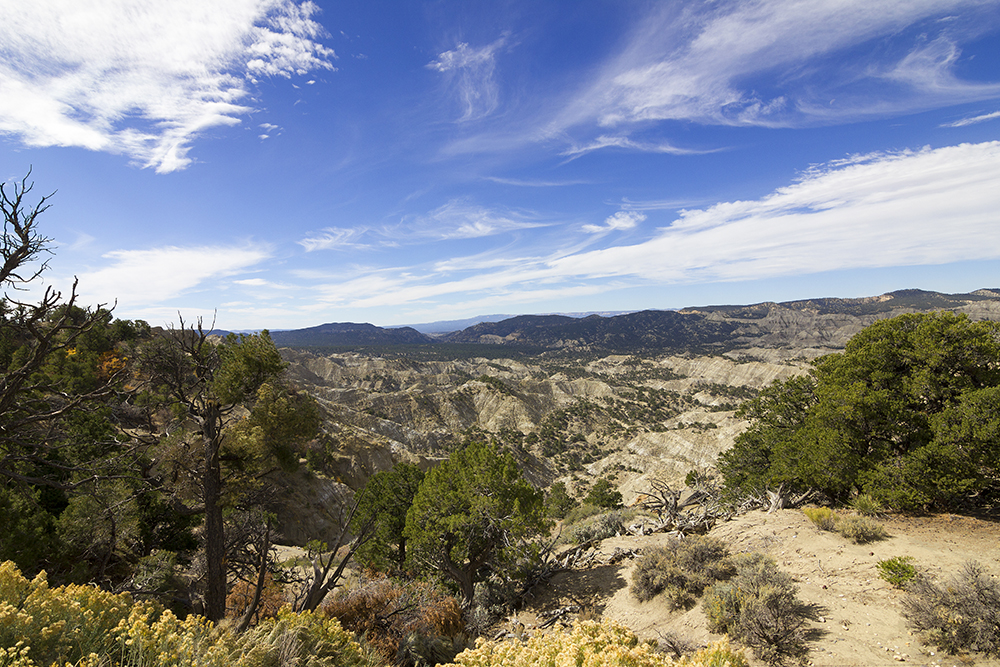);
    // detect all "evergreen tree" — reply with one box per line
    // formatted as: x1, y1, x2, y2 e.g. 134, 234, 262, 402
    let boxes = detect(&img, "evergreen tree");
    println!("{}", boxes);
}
139, 323, 319, 620
351, 462, 424, 572
719, 312, 1000, 510
404, 441, 545, 607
